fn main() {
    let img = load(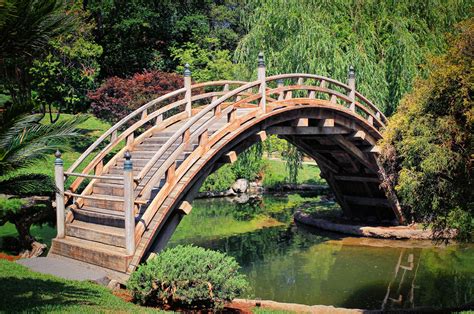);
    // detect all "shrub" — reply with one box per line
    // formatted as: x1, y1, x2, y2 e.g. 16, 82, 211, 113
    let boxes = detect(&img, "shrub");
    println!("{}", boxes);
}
379, 18, 473, 240
88, 70, 183, 123
128, 245, 249, 309
200, 164, 236, 192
